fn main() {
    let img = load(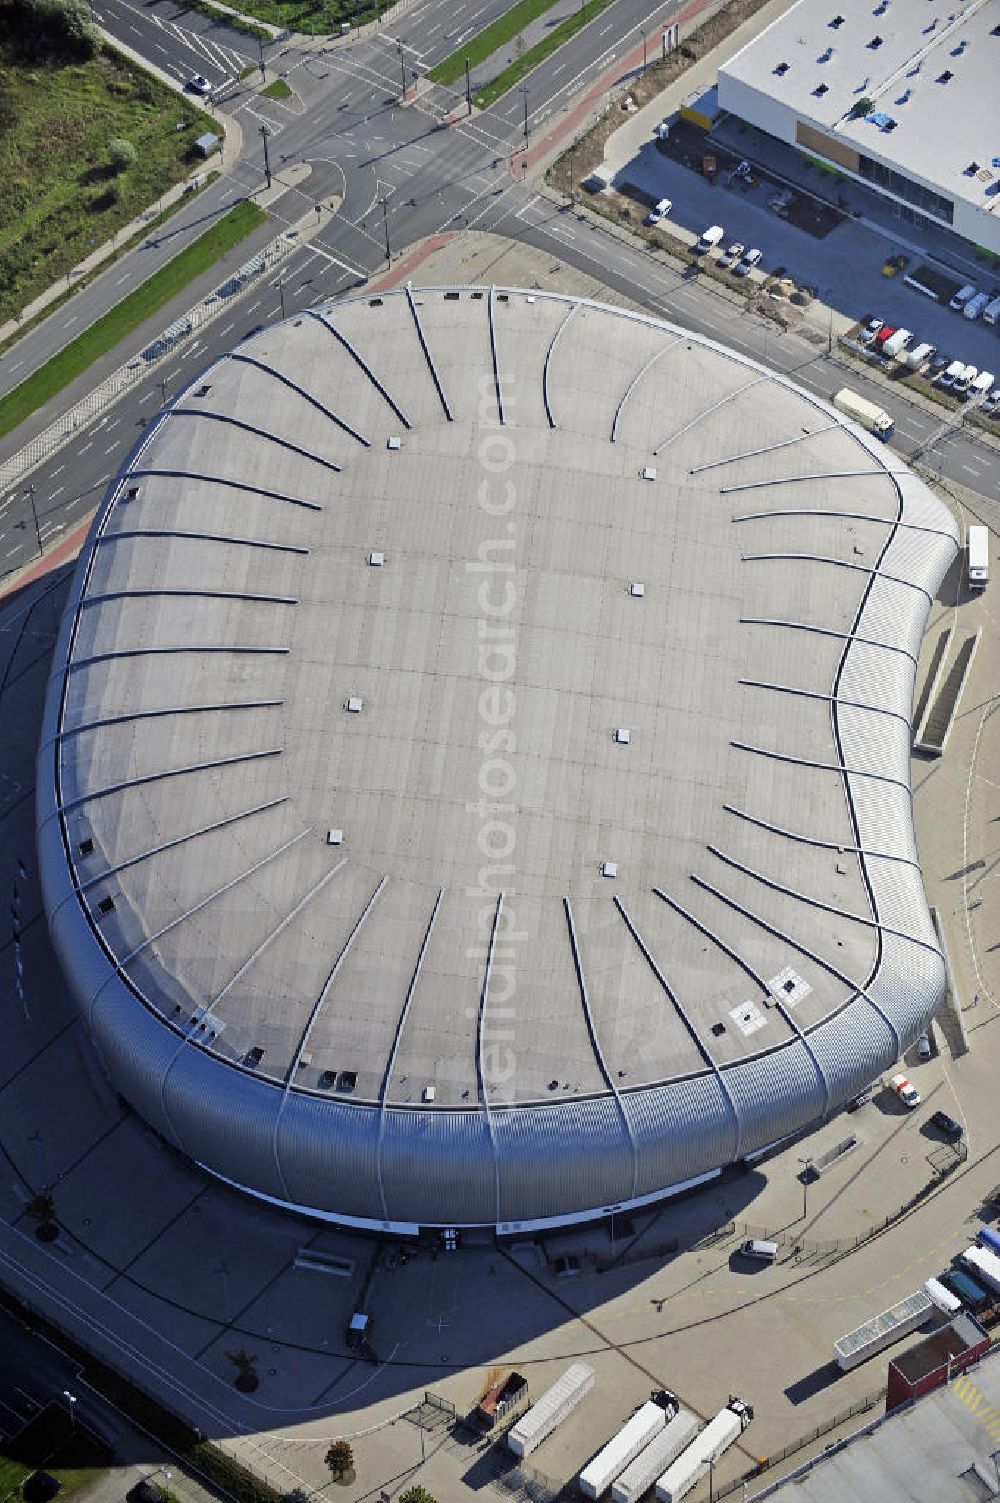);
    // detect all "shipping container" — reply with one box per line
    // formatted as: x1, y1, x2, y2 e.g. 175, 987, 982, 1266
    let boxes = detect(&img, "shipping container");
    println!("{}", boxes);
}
834, 1291, 933, 1370
508, 1363, 594, 1458
611, 1412, 699, 1503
